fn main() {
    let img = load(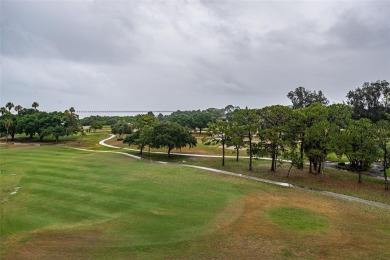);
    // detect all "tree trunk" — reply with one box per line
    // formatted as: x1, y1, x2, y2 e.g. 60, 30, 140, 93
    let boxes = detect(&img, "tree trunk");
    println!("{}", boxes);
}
317, 159, 322, 174
300, 135, 305, 168
384, 144, 388, 190
320, 157, 325, 181
309, 158, 313, 173
358, 172, 362, 183
248, 131, 252, 171
236, 147, 239, 161
287, 164, 293, 178
271, 151, 276, 171
313, 158, 318, 174
222, 142, 225, 166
